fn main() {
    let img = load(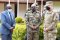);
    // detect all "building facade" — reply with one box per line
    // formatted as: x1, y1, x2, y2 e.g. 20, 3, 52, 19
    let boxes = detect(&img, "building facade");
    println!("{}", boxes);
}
0, 0, 45, 18
0, 0, 60, 18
